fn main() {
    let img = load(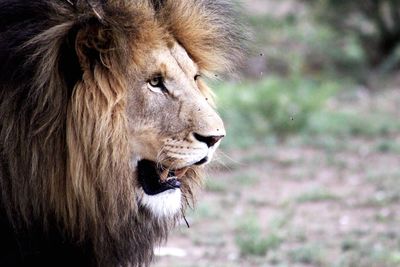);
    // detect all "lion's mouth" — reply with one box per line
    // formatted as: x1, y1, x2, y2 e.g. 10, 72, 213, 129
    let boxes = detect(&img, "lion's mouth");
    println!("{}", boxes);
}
137, 160, 189, 195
